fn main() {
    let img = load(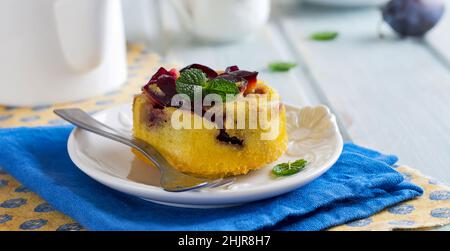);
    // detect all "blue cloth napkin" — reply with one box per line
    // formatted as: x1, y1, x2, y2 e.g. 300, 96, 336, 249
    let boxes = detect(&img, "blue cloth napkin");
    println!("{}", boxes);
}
0, 126, 423, 231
